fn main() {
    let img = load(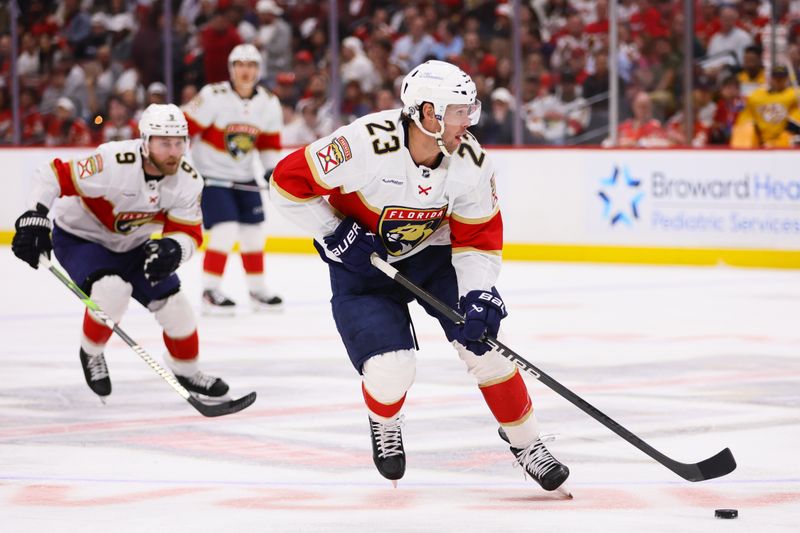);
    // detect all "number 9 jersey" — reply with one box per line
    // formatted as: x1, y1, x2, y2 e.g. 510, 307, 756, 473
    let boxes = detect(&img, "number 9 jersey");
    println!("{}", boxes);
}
26, 138, 204, 257
270, 108, 503, 297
